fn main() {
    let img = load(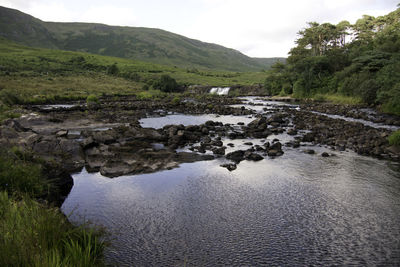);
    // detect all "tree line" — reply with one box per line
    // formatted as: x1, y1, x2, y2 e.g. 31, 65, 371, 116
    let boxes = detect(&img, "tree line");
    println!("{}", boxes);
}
264, 5, 400, 114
